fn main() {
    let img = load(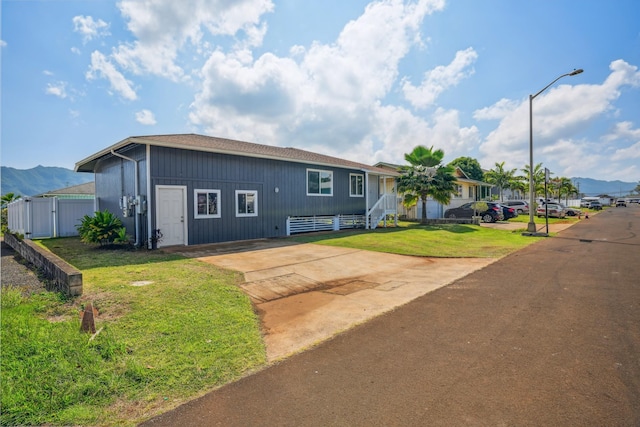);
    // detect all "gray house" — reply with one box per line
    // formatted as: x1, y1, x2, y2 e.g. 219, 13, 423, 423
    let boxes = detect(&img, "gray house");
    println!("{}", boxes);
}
75, 134, 398, 248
